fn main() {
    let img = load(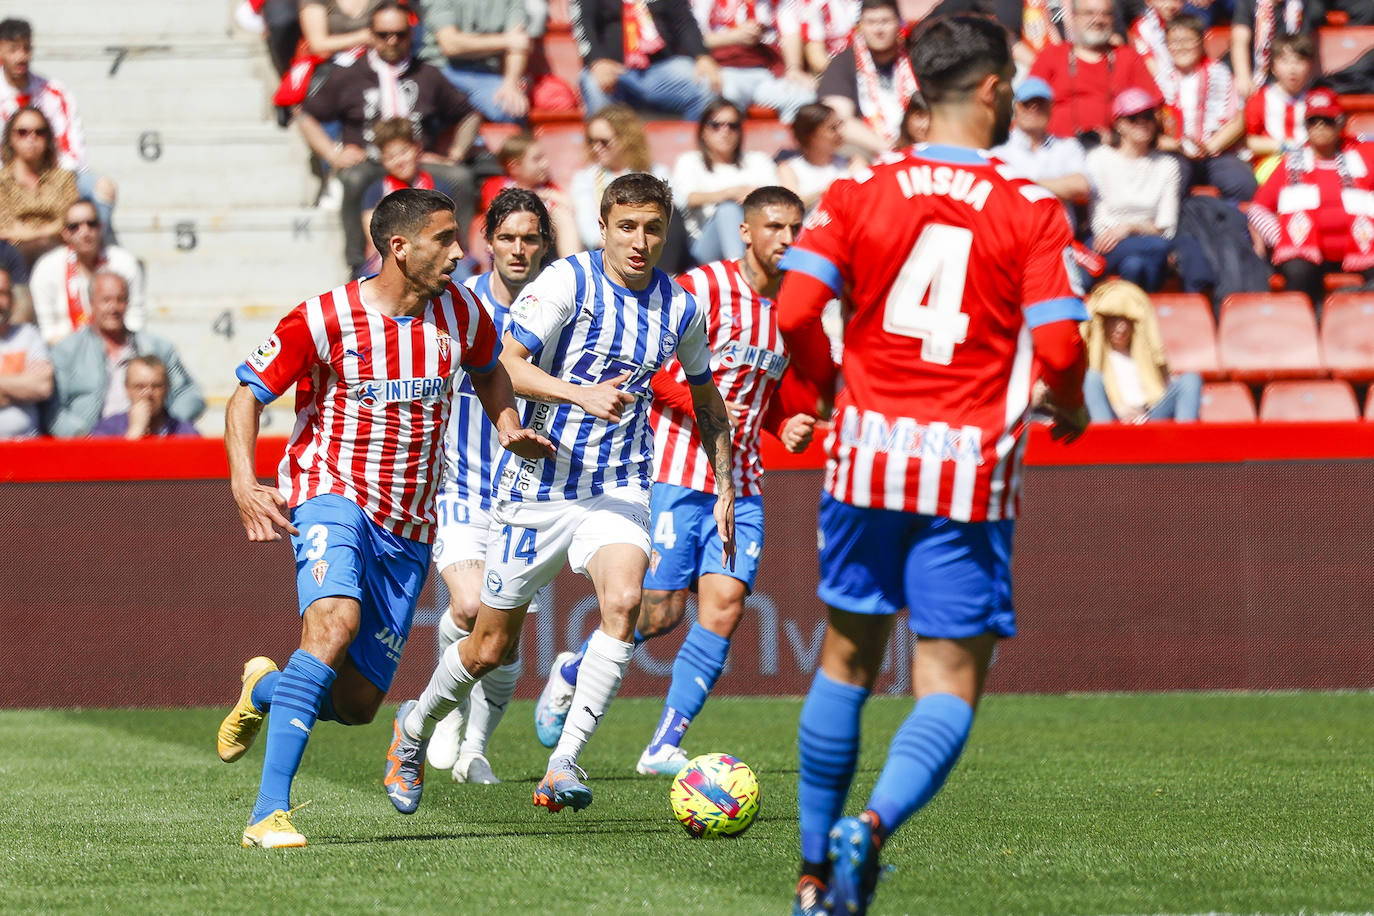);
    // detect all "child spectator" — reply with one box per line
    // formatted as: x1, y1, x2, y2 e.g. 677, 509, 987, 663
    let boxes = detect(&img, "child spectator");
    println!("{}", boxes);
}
1085, 88, 1184, 292
0, 266, 51, 440
1131, 0, 1183, 98
481, 133, 581, 257
1081, 278, 1202, 423
817, 0, 916, 157
671, 99, 779, 265
30, 198, 145, 346
1155, 15, 1255, 201
690, 0, 817, 123
1230, 0, 1323, 100
0, 106, 77, 268
1246, 89, 1374, 313
778, 102, 860, 212
1244, 31, 1317, 182
359, 117, 436, 269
